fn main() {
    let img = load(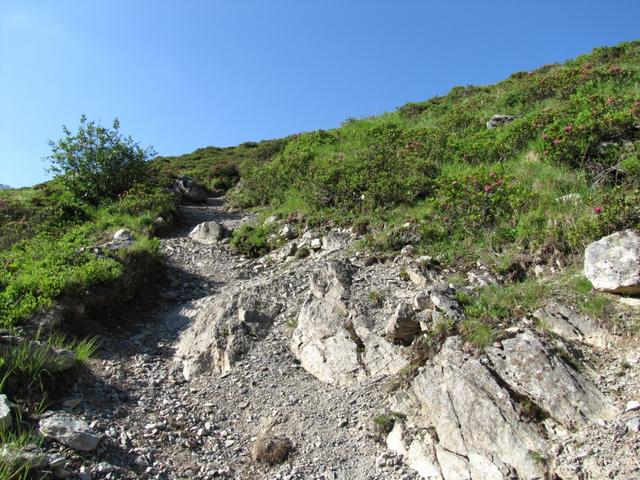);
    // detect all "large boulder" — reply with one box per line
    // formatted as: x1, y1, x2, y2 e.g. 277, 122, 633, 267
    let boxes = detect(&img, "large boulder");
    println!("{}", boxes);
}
189, 221, 228, 245
39, 412, 101, 452
177, 291, 281, 379
389, 332, 616, 479
172, 175, 208, 203
584, 229, 640, 295
291, 261, 407, 385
